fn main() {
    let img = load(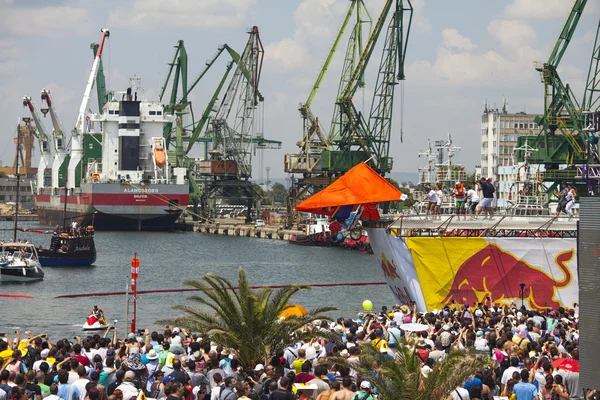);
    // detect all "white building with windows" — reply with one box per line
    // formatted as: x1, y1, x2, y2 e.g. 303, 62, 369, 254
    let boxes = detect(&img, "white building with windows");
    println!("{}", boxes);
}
479, 99, 543, 208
